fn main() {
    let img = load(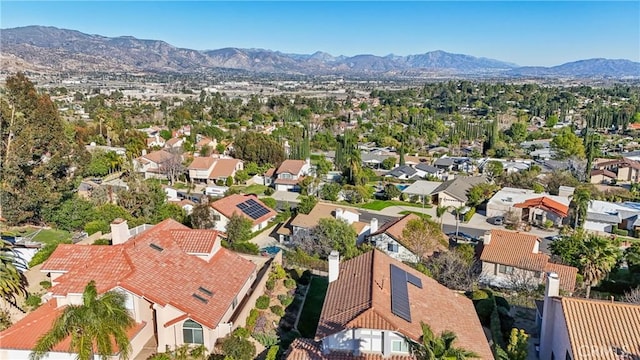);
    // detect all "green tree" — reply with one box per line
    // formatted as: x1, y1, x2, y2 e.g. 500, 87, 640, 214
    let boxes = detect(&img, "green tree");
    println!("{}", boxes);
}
189, 202, 216, 229
624, 243, 640, 273
319, 182, 341, 201
225, 213, 253, 244
221, 335, 256, 360
466, 183, 499, 208
231, 132, 285, 167
436, 206, 448, 231
551, 127, 585, 159
408, 322, 479, 360
549, 233, 584, 268
234, 169, 250, 185
48, 197, 97, 231
151, 203, 186, 224
506, 329, 529, 360
571, 187, 591, 228
315, 217, 359, 259
315, 157, 333, 177
402, 218, 441, 261
484, 161, 504, 182
383, 183, 401, 200
545, 115, 559, 128
0, 240, 28, 307
507, 122, 527, 144
261, 197, 277, 210
31, 280, 135, 360
297, 196, 318, 215
381, 157, 397, 170
580, 235, 622, 298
